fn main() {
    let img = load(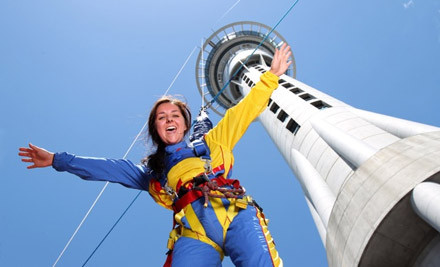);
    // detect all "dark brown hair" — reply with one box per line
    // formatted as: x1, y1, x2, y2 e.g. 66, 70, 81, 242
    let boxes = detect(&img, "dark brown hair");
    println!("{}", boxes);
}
142, 96, 192, 175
